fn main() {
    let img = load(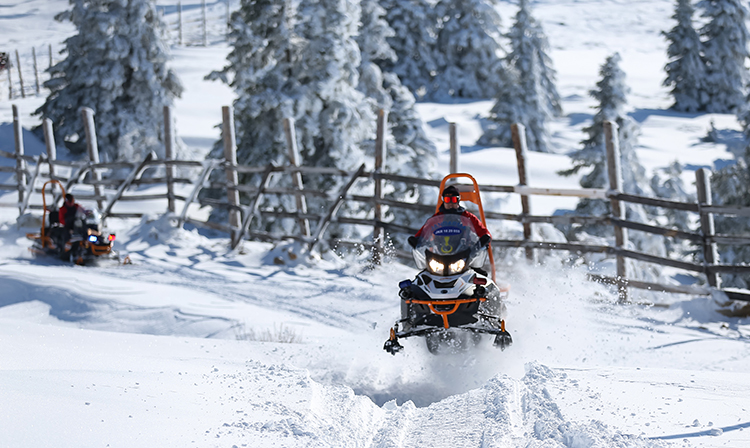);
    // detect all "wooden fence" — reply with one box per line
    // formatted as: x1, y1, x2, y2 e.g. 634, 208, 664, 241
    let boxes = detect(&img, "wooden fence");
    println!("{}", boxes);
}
159, 0, 235, 47
0, 46, 54, 100
3, 104, 750, 303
